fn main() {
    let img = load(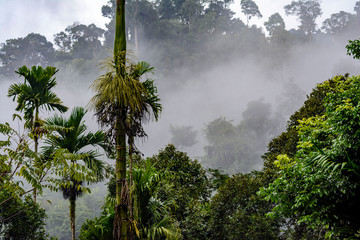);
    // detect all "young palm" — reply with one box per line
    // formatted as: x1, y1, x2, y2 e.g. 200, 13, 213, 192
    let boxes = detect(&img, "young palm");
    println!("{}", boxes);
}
43, 107, 107, 240
7, 65, 68, 202
132, 160, 179, 240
